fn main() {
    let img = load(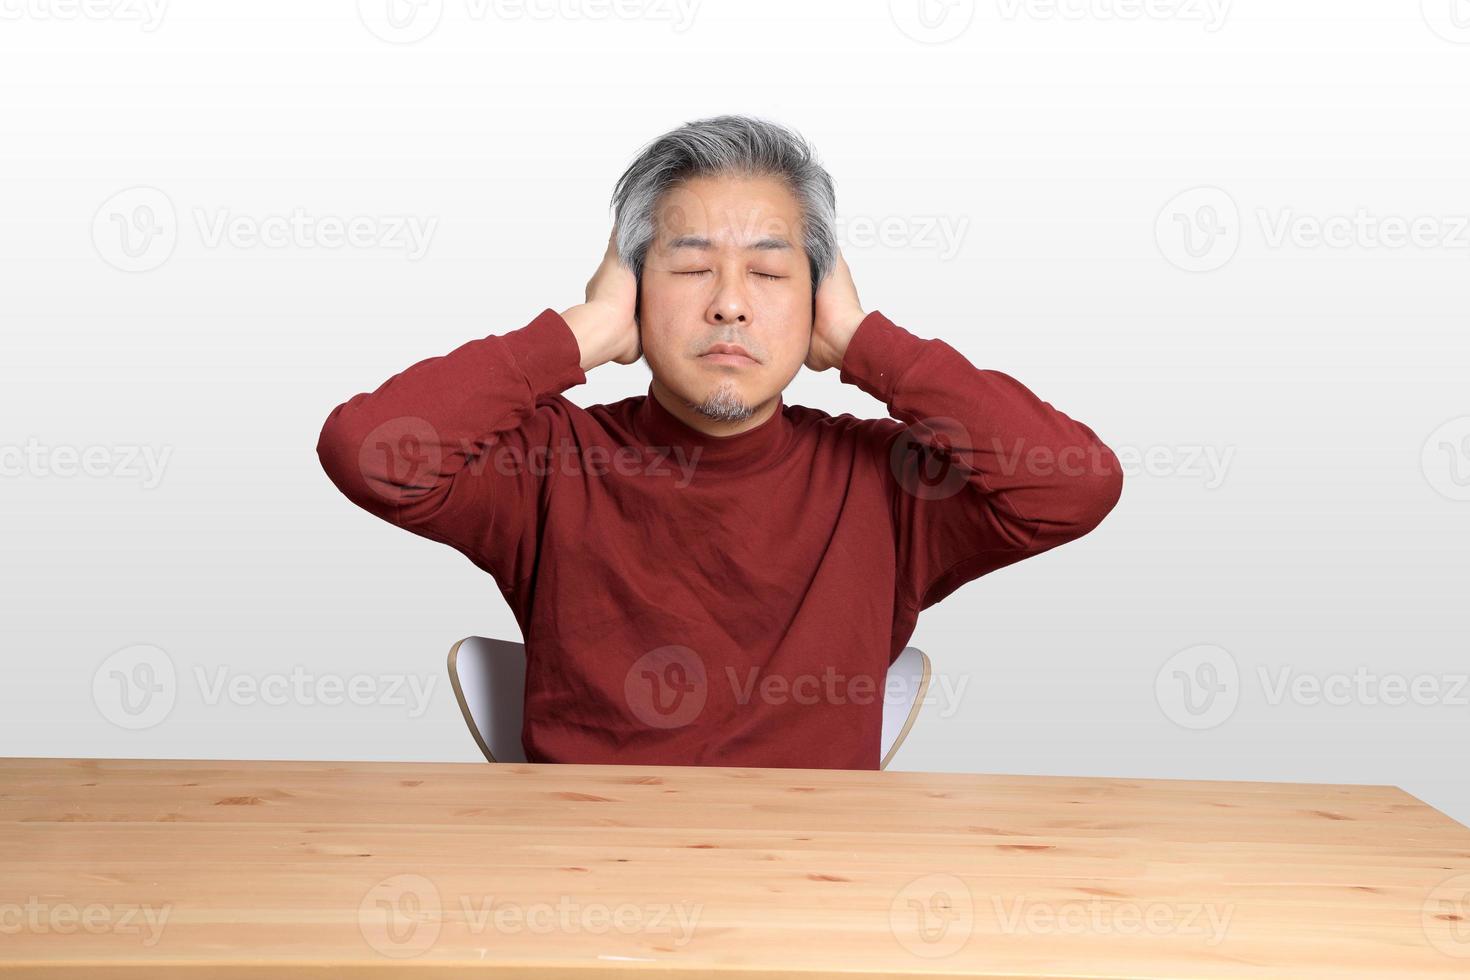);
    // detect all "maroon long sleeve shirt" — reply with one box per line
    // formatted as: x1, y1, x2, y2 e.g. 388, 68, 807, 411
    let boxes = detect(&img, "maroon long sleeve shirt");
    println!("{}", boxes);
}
317, 308, 1122, 769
